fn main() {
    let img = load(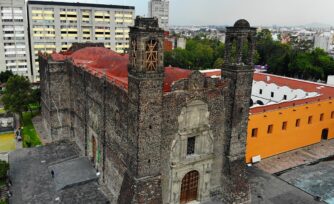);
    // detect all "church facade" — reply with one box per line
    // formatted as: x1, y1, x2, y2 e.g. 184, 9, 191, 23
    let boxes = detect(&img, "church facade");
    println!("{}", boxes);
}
40, 17, 256, 204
